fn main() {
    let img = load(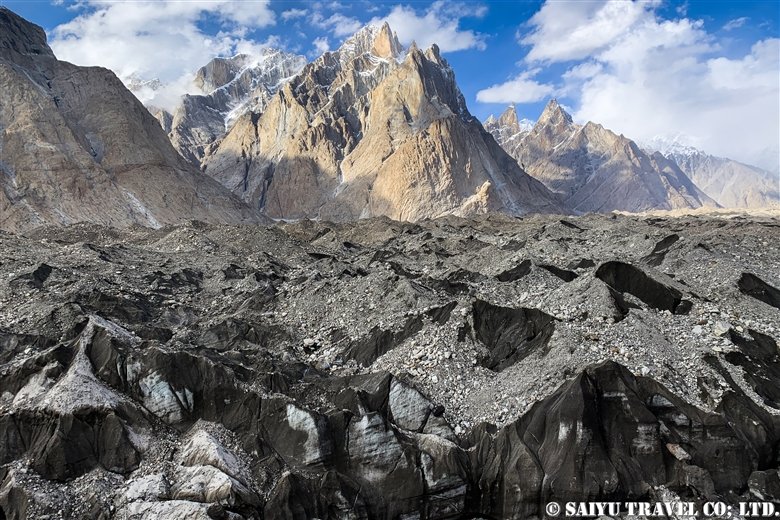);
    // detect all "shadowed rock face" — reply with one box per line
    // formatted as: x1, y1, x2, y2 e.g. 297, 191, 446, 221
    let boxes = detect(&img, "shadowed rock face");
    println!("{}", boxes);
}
739, 273, 780, 310
472, 300, 556, 371
645, 234, 681, 266
596, 261, 692, 314
343, 301, 457, 366
472, 361, 775, 518
3, 318, 774, 519
725, 330, 780, 409
495, 259, 532, 282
